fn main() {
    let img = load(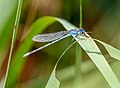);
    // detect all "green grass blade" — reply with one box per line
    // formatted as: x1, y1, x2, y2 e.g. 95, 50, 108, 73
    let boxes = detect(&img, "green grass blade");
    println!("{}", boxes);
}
55, 17, 120, 88
74, 43, 82, 88
5, 16, 56, 88
45, 67, 60, 88
79, 0, 82, 28
74, 0, 83, 87
0, 0, 18, 69
94, 39, 120, 60
3, 0, 23, 88
45, 39, 76, 88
